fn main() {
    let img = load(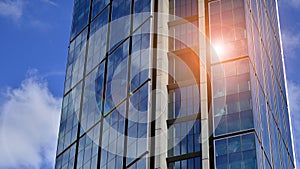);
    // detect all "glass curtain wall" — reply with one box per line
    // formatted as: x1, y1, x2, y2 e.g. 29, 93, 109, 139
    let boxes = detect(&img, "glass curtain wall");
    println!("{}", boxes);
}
55, 0, 152, 168
167, 0, 202, 168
